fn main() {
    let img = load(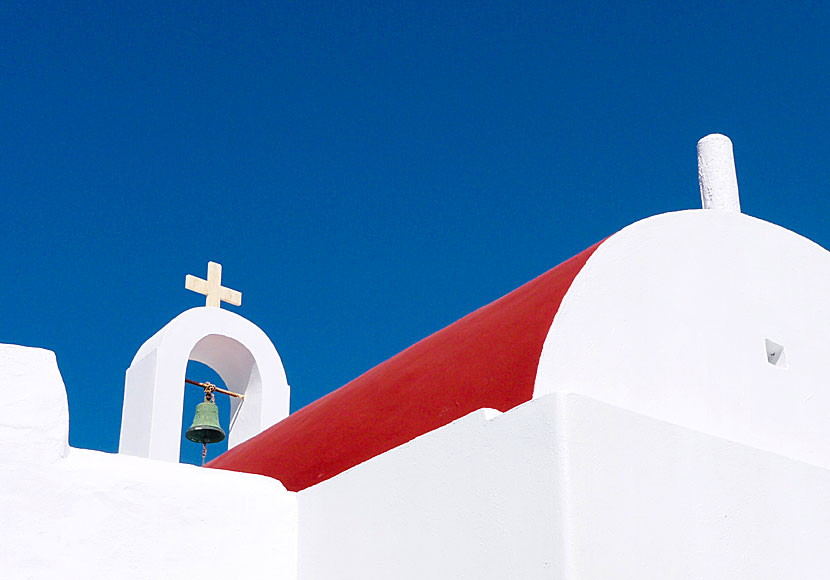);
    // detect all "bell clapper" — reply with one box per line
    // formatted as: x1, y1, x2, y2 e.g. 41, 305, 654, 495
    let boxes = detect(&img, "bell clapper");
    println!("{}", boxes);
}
184, 378, 245, 466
